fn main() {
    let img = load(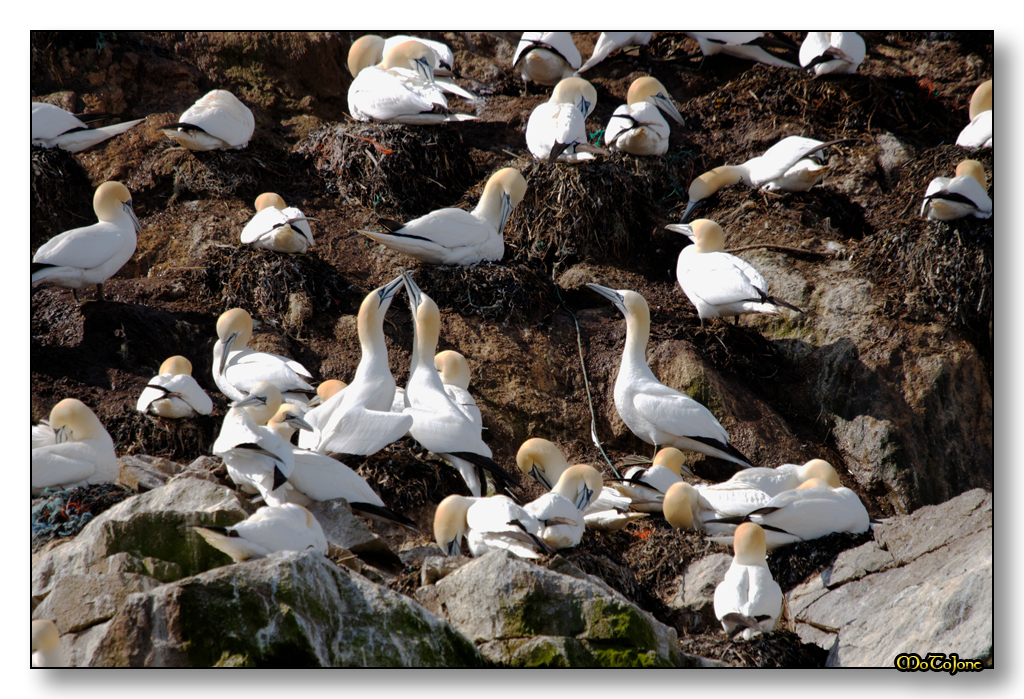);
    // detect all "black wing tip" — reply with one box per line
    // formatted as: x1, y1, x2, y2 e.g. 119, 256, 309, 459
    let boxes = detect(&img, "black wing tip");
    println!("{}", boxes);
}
349, 502, 421, 531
